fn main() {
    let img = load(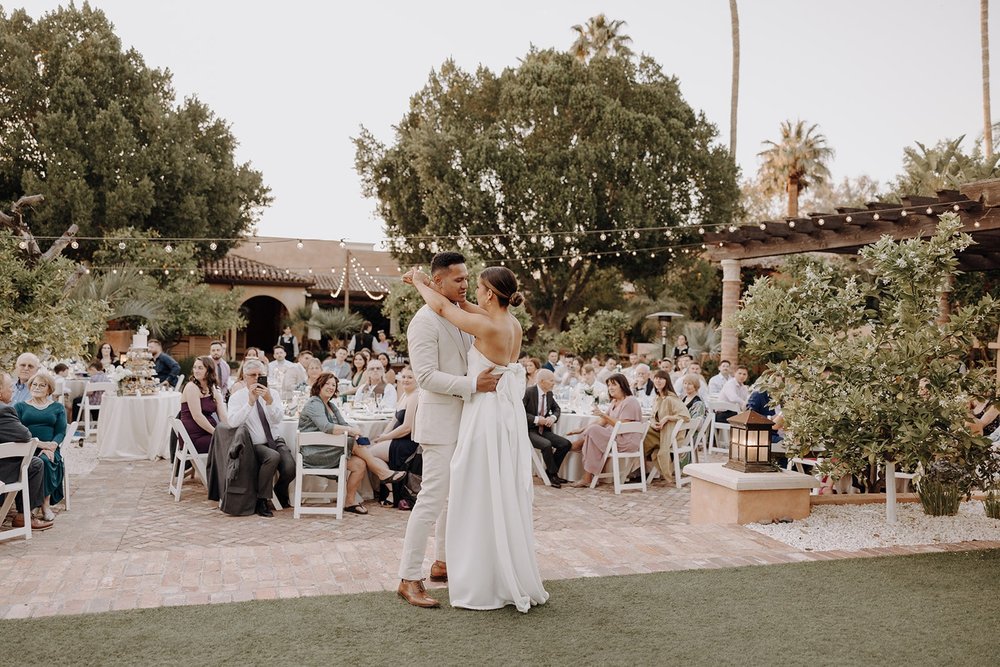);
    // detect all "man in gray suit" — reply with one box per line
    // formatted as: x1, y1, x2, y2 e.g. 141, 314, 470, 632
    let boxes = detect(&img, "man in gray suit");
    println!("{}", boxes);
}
0, 372, 52, 531
397, 252, 499, 608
